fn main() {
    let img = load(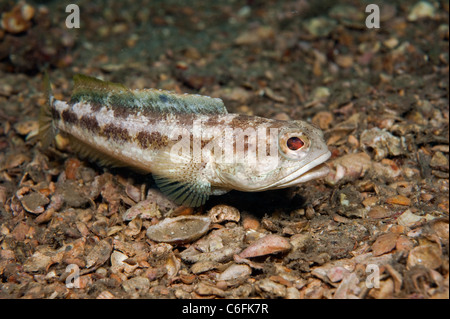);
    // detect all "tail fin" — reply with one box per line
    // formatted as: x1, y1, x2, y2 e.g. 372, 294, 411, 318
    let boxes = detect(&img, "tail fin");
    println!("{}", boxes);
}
38, 72, 55, 149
